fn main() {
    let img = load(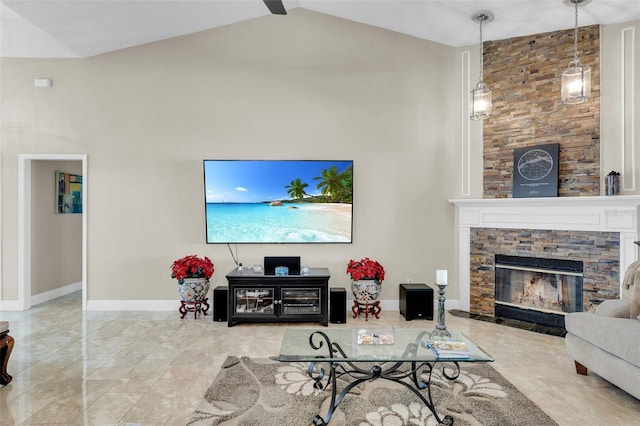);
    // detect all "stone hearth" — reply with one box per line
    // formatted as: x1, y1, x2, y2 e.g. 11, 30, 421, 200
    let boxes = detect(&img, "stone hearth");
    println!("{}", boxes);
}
450, 196, 640, 314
